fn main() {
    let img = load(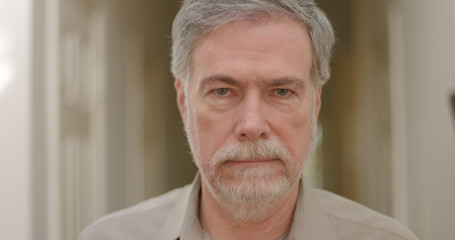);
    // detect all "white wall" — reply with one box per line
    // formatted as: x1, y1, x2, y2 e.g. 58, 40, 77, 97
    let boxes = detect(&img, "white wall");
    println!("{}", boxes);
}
398, 0, 455, 239
0, 0, 32, 239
